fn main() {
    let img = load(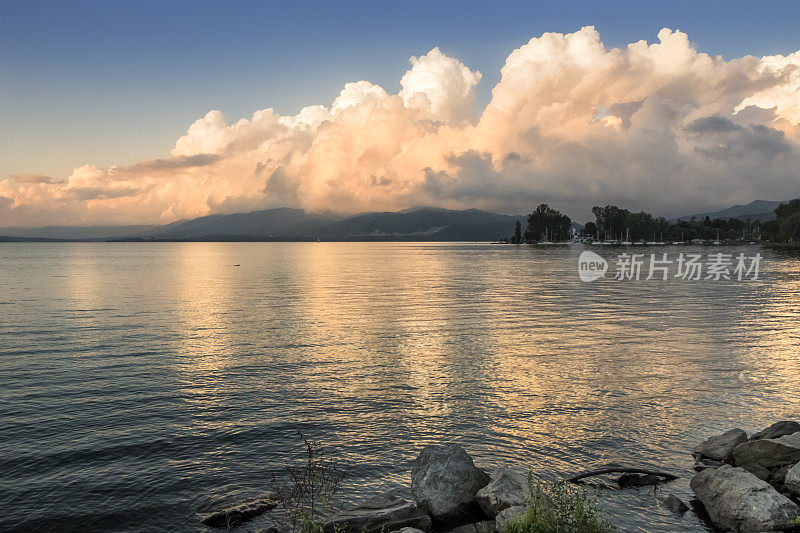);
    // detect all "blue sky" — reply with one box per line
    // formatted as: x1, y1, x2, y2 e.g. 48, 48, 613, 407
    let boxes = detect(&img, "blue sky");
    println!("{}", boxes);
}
2, 0, 800, 180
